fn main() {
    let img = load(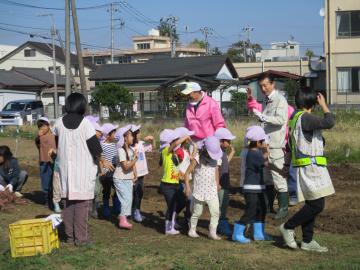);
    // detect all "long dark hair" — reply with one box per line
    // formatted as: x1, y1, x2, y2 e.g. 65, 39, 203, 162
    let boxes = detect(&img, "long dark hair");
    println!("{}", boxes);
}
0, 145, 13, 169
131, 130, 140, 147
199, 146, 211, 165
122, 130, 132, 161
